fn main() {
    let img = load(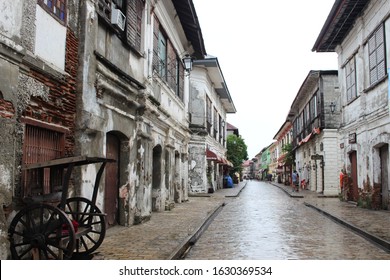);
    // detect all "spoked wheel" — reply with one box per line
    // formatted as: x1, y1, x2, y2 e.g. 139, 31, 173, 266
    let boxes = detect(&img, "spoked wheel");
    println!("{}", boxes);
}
8, 203, 76, 260
61, 197, 106, 258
